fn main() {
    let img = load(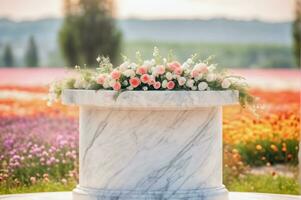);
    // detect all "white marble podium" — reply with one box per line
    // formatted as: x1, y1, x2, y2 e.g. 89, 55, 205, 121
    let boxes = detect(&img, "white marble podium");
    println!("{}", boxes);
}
62, 89, 239, 200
